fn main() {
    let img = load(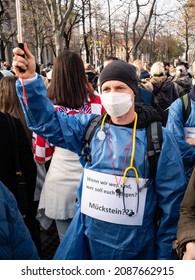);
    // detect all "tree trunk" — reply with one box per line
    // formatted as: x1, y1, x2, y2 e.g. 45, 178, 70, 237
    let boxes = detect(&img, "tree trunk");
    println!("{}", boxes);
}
131, 0, 156, 61
107, 0, 113, 56
0, 39, 5, 61
44, 0, 74, 56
